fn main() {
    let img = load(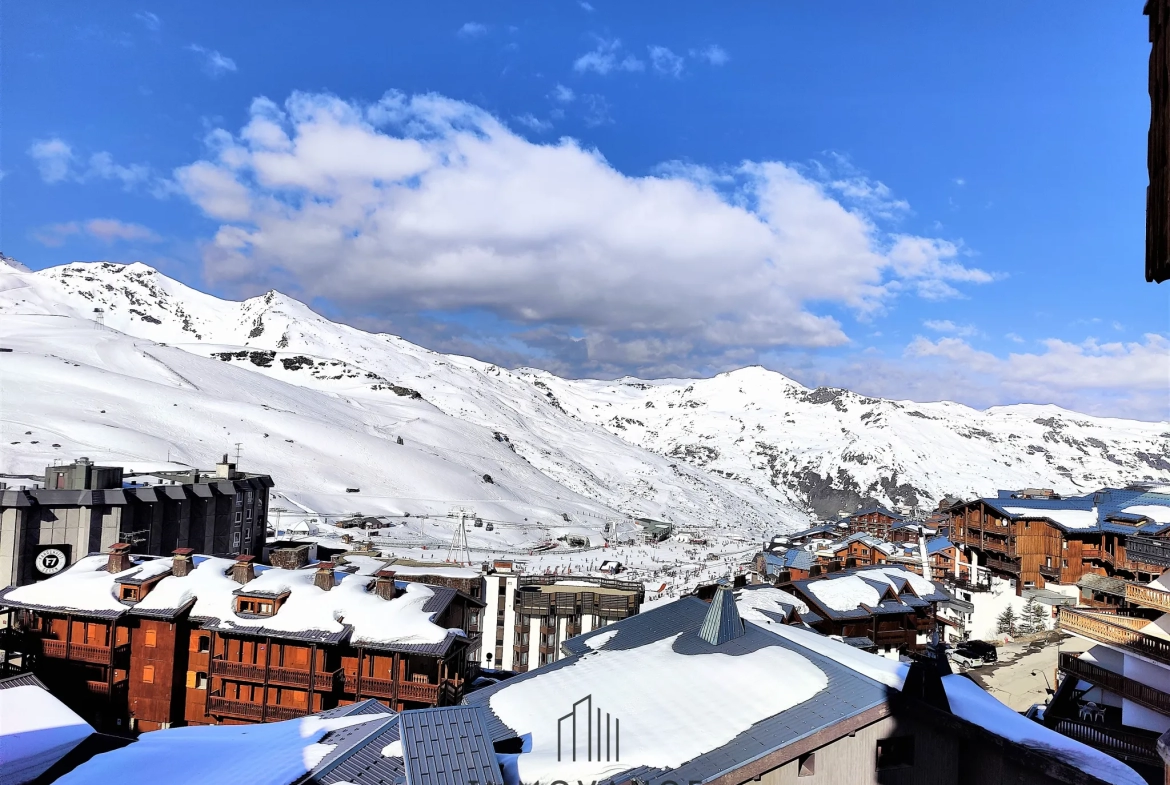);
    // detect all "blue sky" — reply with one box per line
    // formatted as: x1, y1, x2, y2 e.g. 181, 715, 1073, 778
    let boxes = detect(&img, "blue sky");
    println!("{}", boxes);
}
4, 2, 1168, 419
